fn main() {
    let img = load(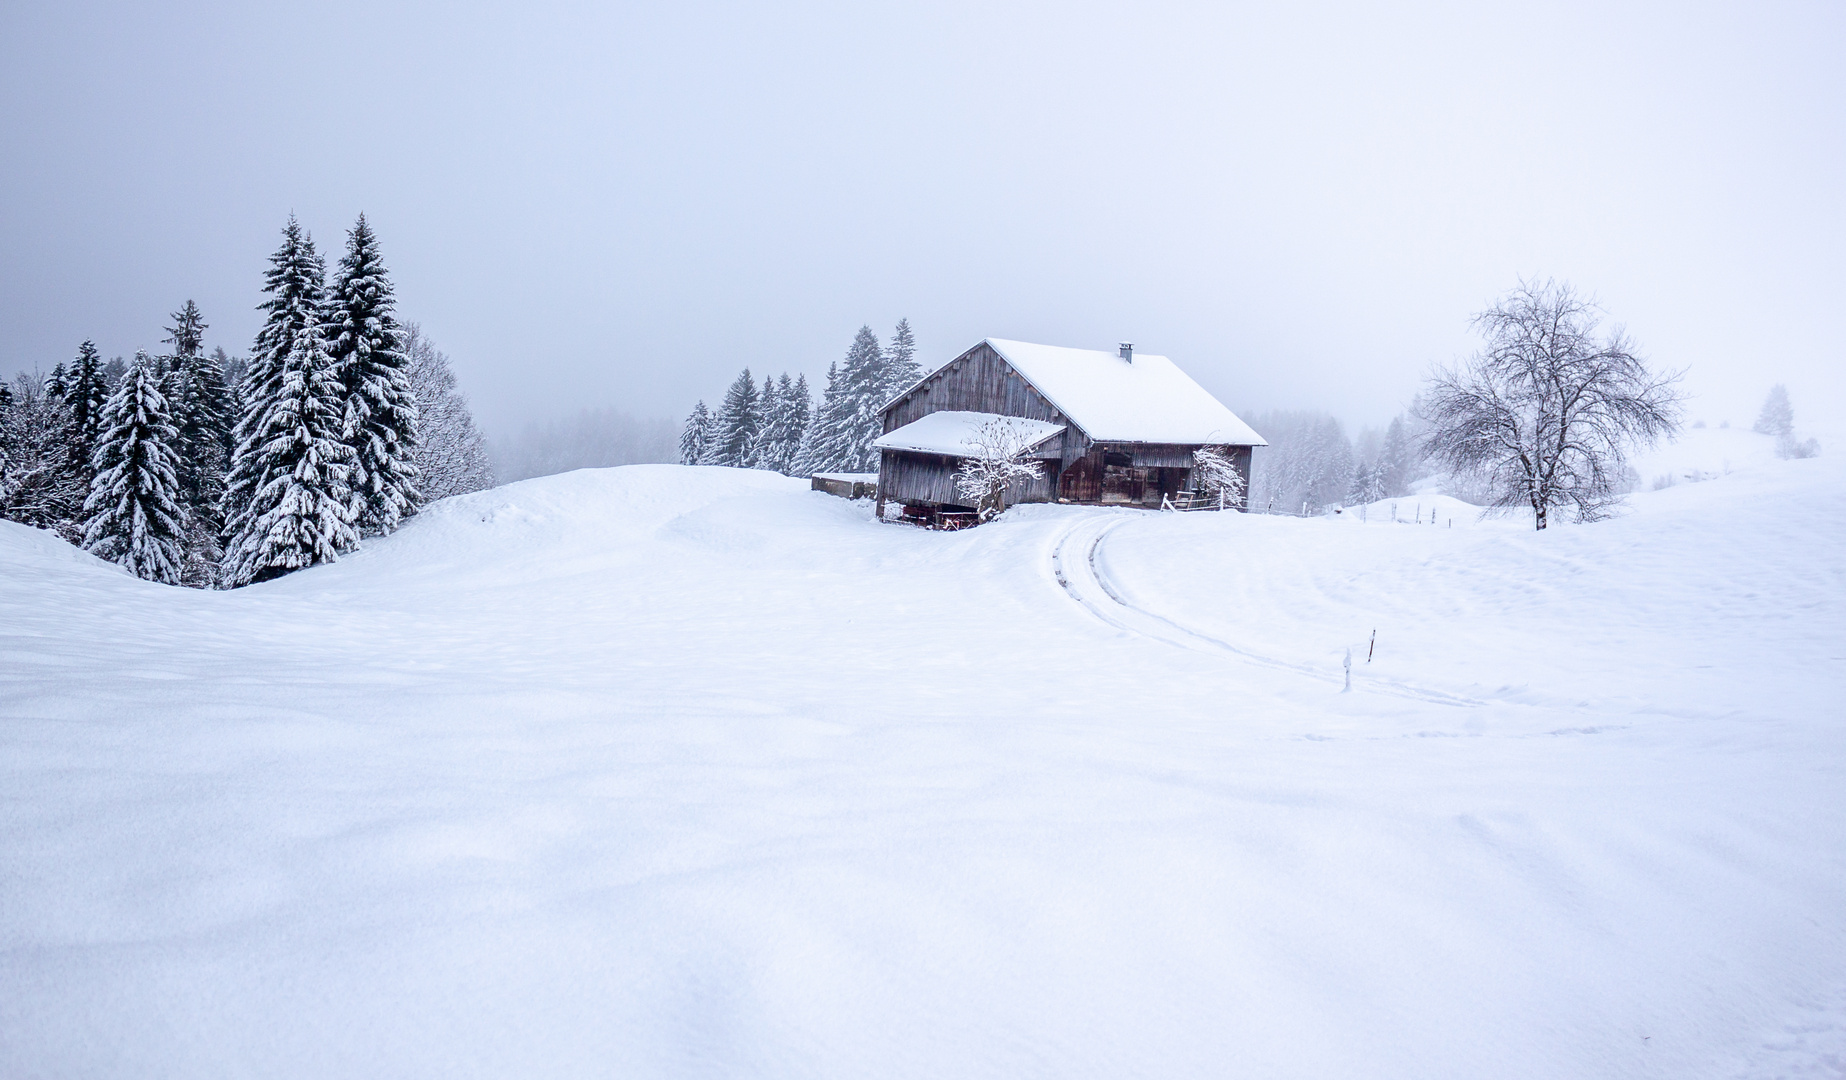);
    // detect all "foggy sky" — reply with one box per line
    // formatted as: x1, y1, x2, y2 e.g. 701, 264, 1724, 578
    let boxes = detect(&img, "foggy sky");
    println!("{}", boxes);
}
4, 1, 1842, 442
